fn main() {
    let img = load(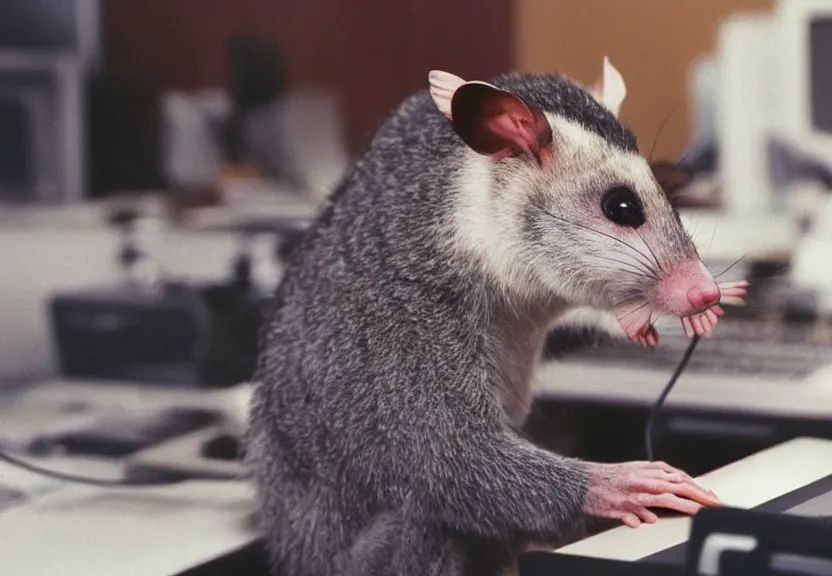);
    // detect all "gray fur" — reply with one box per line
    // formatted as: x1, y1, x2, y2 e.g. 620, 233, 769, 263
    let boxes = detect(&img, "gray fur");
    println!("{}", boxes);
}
246, 71, 697, 576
